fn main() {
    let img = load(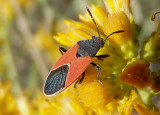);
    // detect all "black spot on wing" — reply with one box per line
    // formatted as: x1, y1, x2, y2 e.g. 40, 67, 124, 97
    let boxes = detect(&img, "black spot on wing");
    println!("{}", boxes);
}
44, 65, 69, 95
